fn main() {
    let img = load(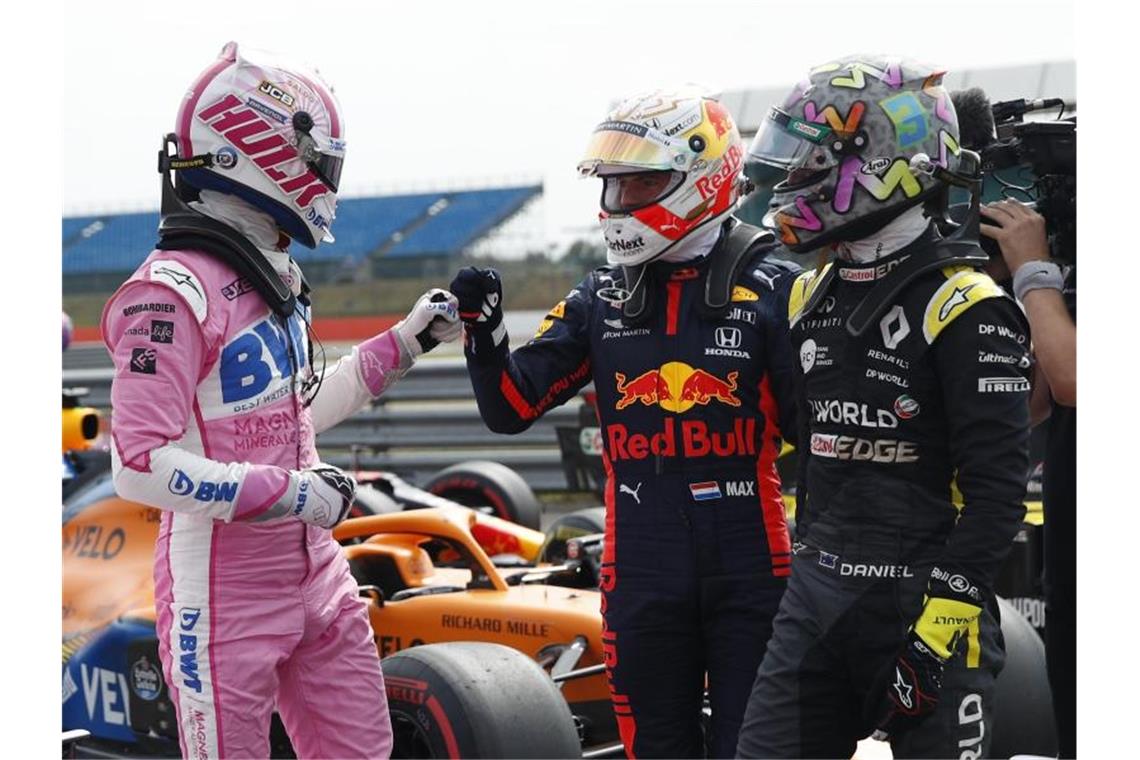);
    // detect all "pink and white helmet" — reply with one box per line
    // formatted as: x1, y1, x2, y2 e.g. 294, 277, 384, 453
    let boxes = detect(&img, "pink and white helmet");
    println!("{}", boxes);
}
174, 42, 346, 249
578, 86, 745, 267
